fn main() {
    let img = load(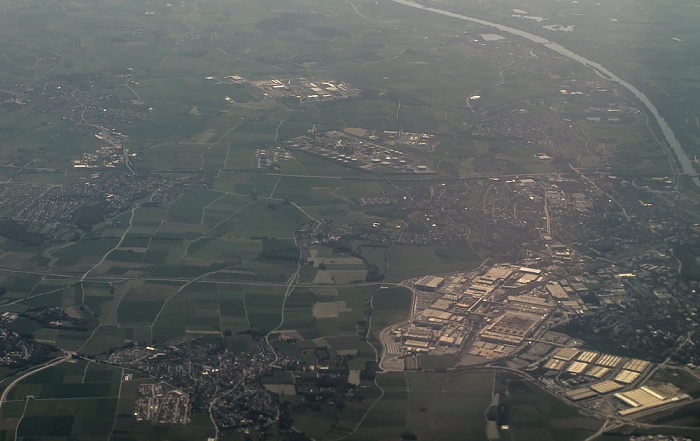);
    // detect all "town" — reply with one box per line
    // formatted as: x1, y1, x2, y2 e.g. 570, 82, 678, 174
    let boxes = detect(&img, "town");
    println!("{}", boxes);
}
108, 339, 283, 432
